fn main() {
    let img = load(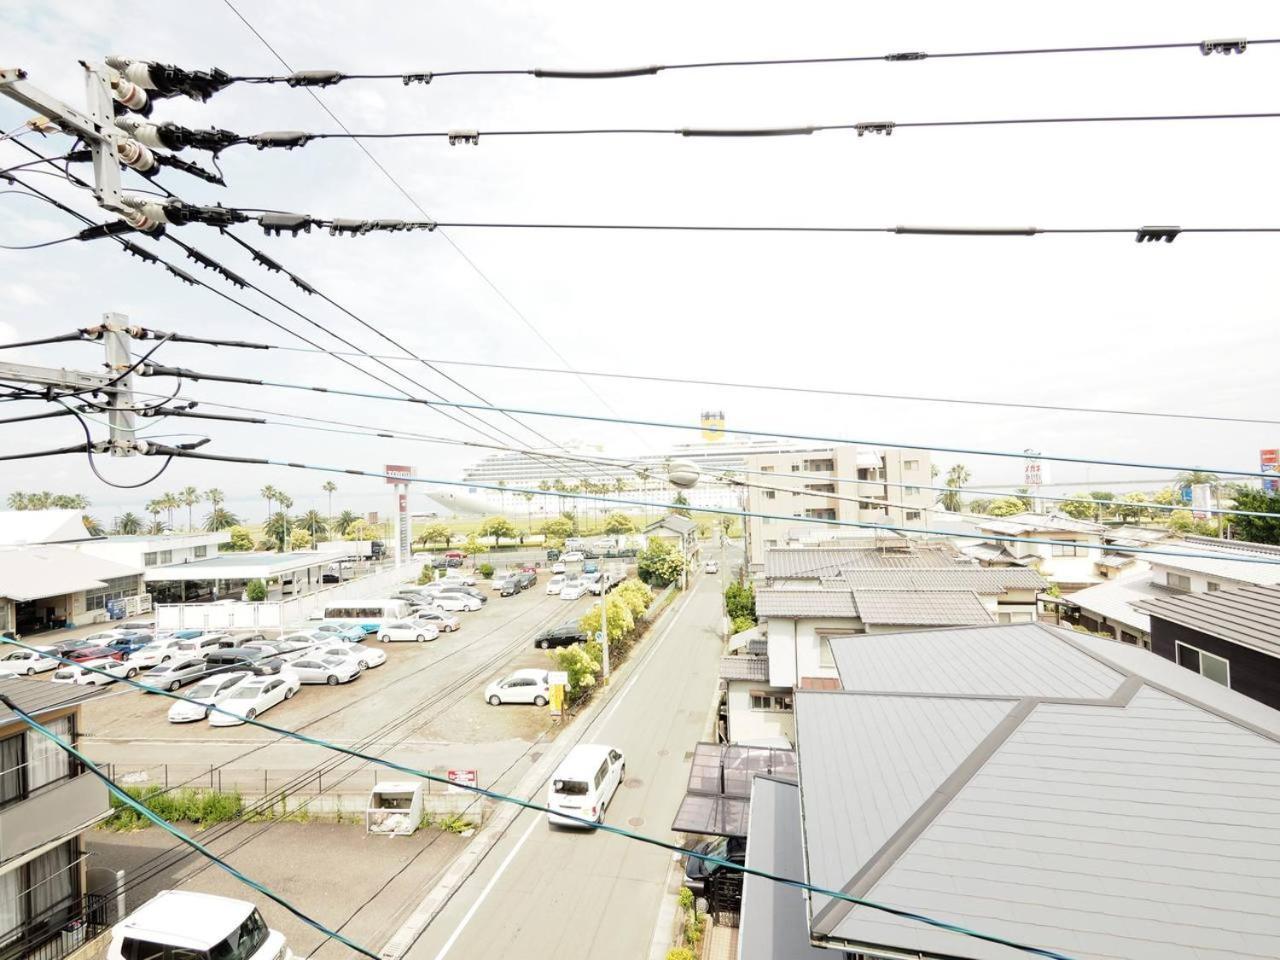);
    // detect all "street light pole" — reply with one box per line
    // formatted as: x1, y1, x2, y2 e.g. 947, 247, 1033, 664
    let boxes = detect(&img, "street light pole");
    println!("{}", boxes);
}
599, 572, 610, 683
